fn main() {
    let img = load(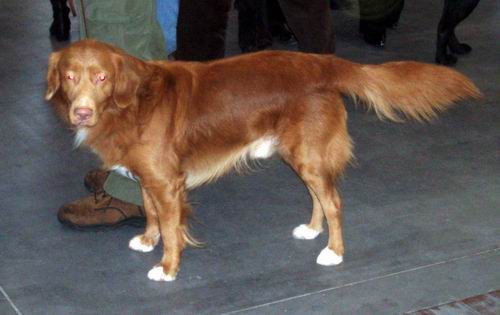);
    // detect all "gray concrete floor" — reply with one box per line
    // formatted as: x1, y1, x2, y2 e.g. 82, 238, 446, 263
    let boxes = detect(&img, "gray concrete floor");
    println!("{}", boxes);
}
0, 1, 499, 314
